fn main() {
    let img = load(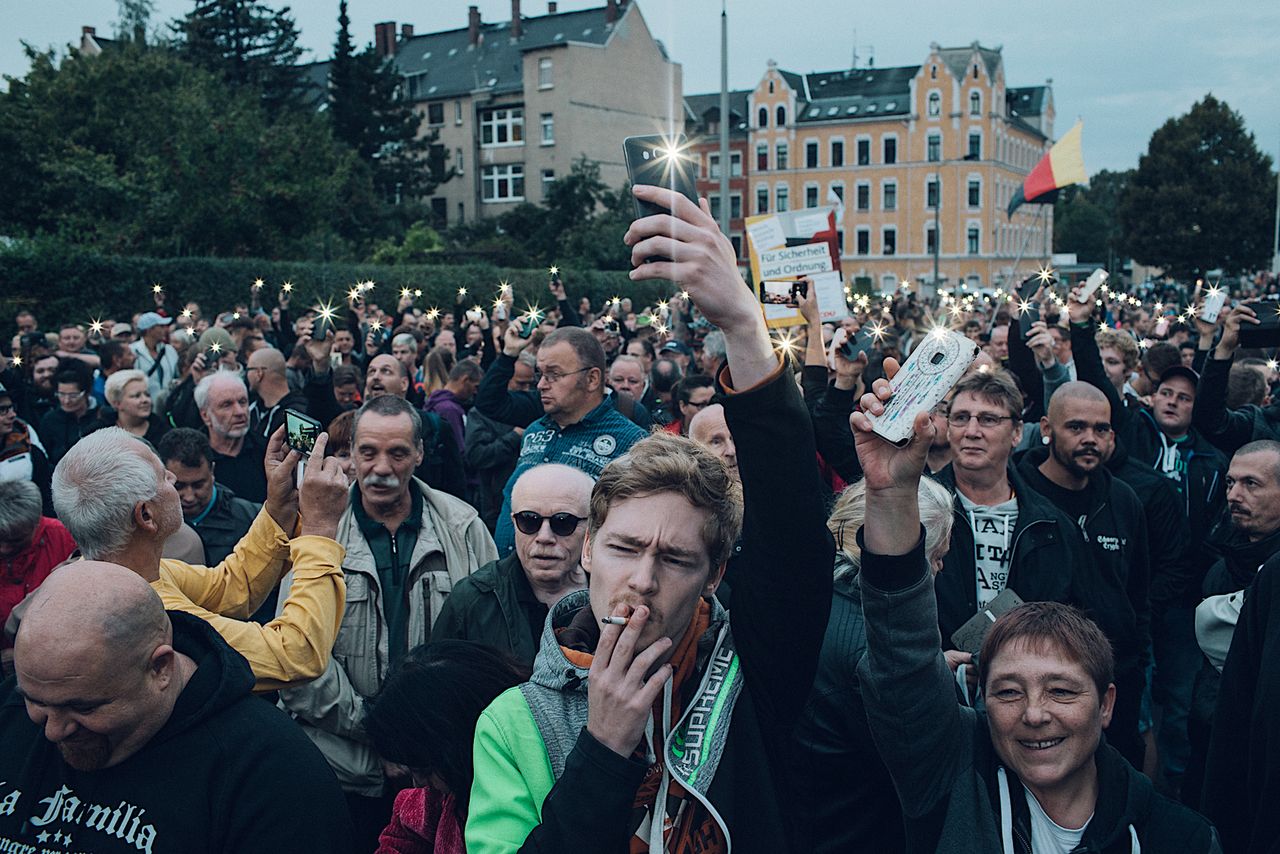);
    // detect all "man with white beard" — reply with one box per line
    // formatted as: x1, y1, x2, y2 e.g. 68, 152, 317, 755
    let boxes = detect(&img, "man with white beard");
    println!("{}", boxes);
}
196, 371, 267, 502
